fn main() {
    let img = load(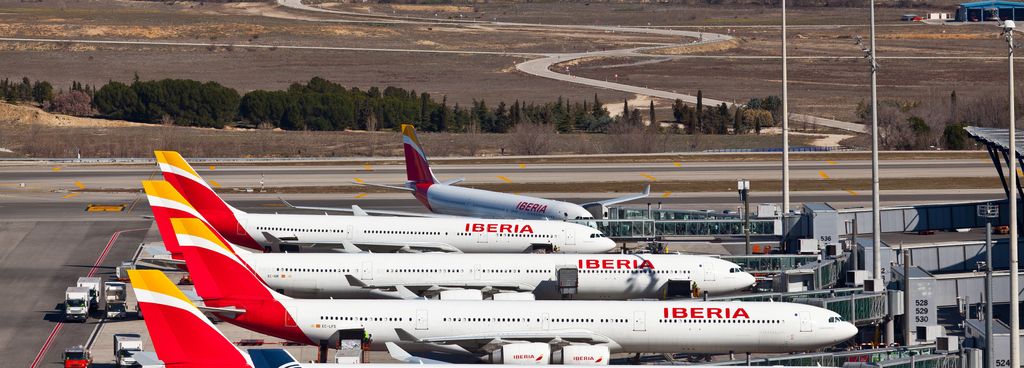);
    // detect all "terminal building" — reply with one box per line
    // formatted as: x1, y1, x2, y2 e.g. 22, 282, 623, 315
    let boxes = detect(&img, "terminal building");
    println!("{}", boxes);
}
956, 0, 1024, 21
